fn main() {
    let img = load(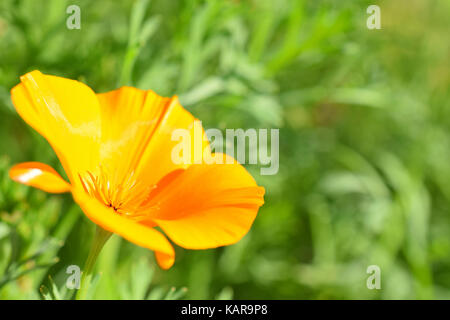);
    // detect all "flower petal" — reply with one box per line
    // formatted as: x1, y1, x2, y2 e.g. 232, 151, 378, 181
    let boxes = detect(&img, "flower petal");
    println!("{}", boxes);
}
9, 162, 71, 193
155, 251, 175, 270
72, 188, 175, 269
146, 153, 265, 249
96, 87, 209, 187
11, 71, 101, 185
